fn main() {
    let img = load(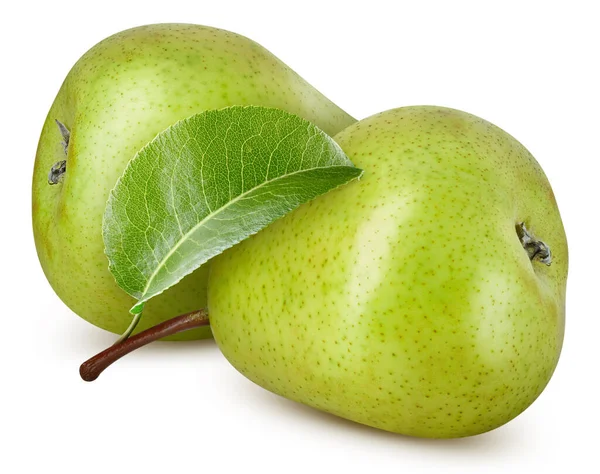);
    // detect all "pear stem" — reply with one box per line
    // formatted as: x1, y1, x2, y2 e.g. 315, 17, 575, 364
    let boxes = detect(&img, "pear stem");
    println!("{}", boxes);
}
80, 308, 210, 382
